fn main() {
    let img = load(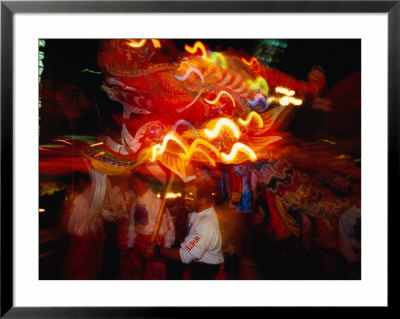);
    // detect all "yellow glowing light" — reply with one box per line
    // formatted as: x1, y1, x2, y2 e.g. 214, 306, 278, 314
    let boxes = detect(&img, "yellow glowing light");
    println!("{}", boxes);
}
204, 90, 236, 108
156, 193, 161, 198
151, 130, 258, 166
127, 39, 161, 49
203, 118, 241, 140
182, 139, 222, 166
39, 208, 46, 213
165, 192, 182, 199
275, 87, 295, 96
279, 96, 303, 106
151, 133, 218, 166
184, 41, 216, 64
90, 142, 104, 147
53, 139, 73, 145
151, 133, 188, 162
151, 39, 161, 48
238, 111, 264, 128
247, 76, 269, 95
127, 39, 147, 48
95, 151, 105, 157
221, 143, 257, 162
185, 41, 208, 57
177, 61, 192, 71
